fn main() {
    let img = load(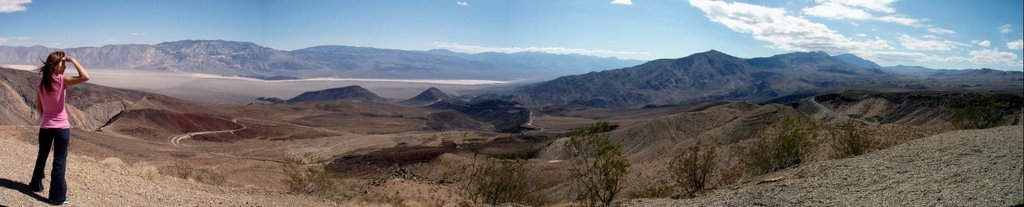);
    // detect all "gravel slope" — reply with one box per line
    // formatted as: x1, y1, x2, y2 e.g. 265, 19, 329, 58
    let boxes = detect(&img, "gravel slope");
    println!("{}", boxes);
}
624, 125, 1024, 206
0, 125, 342, 207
